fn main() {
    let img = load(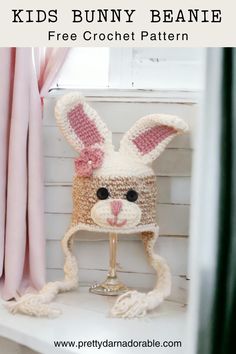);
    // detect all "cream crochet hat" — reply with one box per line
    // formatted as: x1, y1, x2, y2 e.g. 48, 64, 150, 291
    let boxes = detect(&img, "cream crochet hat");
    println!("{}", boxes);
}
8, 93, 188, 318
